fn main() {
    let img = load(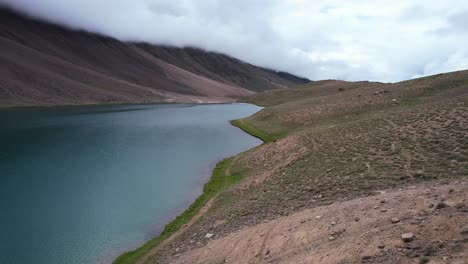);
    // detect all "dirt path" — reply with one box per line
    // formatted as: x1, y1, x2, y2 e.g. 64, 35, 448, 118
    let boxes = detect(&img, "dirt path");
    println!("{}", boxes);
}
169, 179, 468, 264
137, 197, 216, 264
